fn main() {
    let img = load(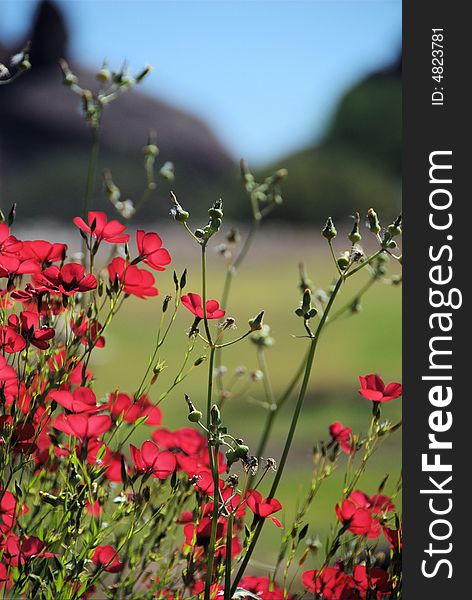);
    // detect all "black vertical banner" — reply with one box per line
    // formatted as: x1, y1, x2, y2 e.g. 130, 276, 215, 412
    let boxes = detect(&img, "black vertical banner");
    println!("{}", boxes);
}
404, 1, 468, 598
